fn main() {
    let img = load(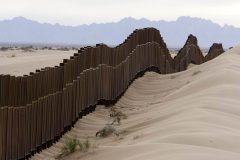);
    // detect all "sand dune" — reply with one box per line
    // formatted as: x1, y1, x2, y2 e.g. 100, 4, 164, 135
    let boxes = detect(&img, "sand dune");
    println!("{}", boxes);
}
30, 45, 240, 159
